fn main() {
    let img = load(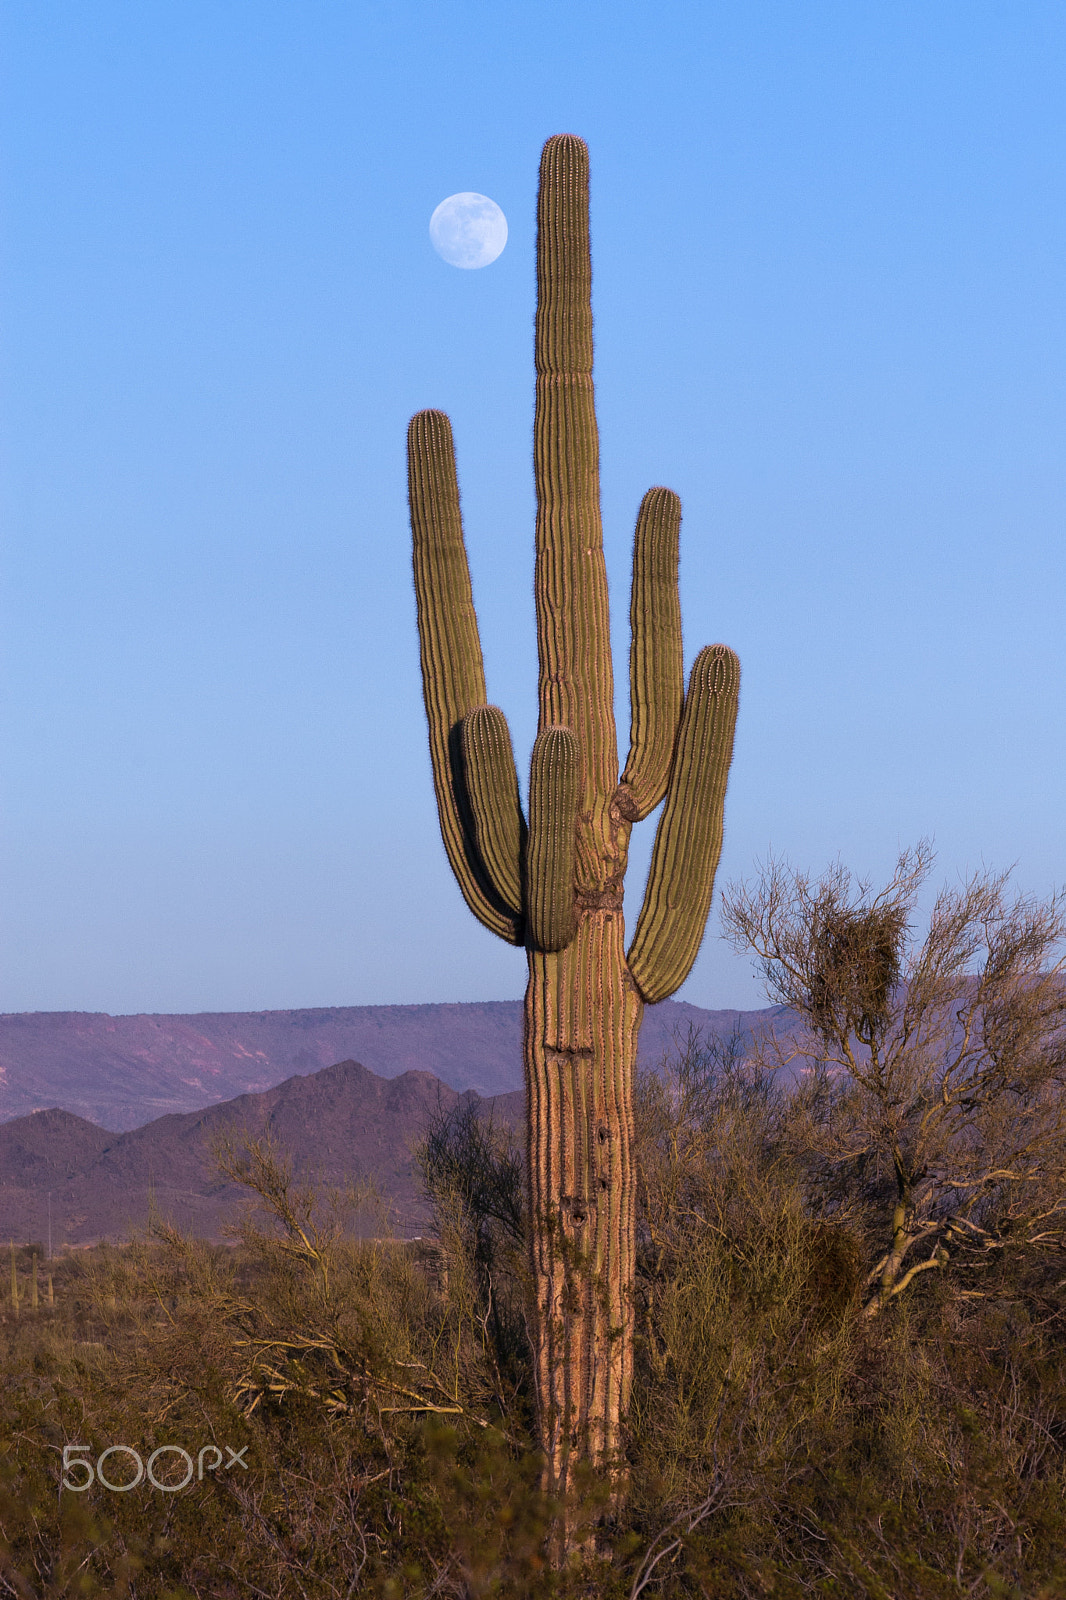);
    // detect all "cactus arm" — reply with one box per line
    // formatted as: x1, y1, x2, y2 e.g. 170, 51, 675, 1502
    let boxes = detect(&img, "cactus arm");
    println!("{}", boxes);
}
617, 487, 684, 822
626, 644, 740, 1004
408, 408, 523, 944
459, 705, 526, 922
534, 136, 618, 876
526, 727, 579, 952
